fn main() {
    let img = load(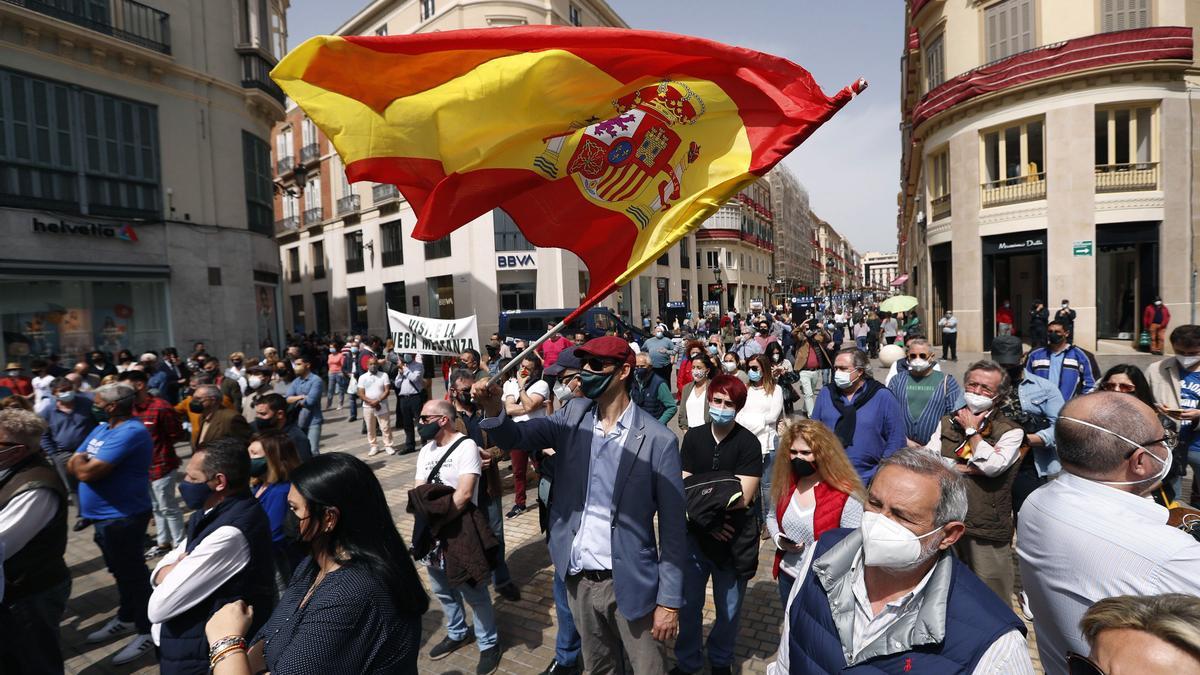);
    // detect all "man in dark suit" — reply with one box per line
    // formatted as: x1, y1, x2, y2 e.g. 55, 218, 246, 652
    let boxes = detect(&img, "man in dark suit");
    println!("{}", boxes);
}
190, 385, 250, 450
476, 336, 686, 674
